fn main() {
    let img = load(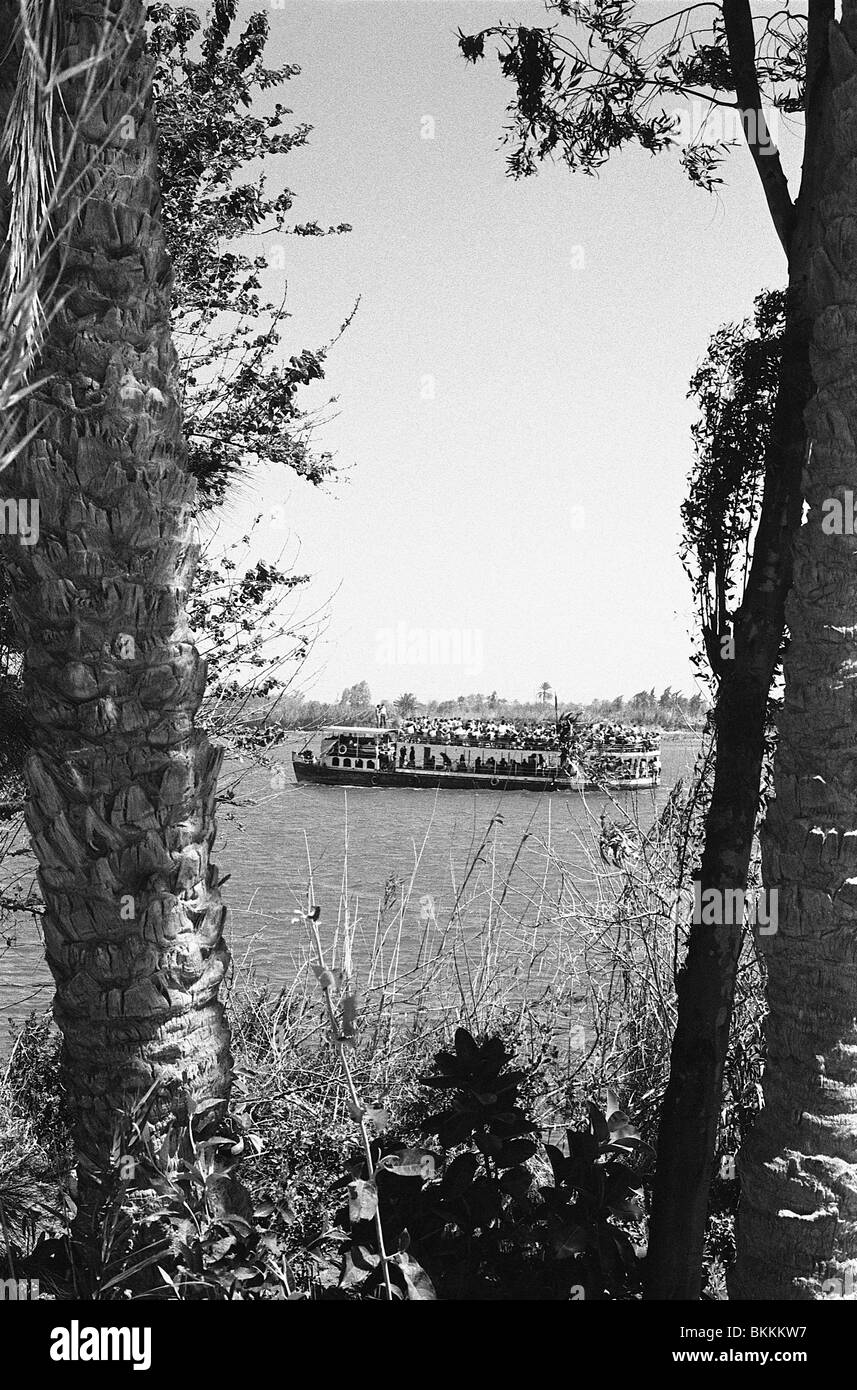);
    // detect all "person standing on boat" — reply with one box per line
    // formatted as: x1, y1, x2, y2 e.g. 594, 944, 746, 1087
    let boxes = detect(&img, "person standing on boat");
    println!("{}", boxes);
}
376, 703, 387, 728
